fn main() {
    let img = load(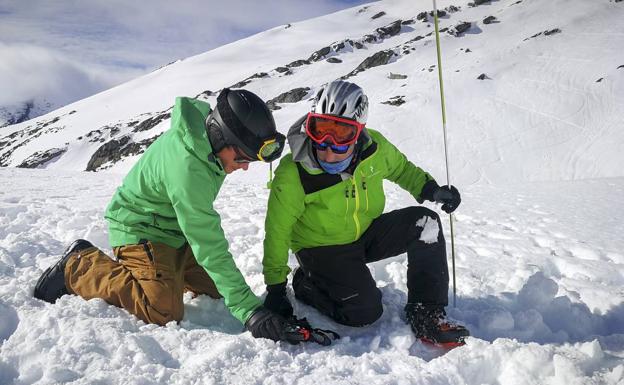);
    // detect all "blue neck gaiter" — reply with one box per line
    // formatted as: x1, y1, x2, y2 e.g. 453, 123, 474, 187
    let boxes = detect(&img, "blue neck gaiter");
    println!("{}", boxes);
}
318, 153, 354, 174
